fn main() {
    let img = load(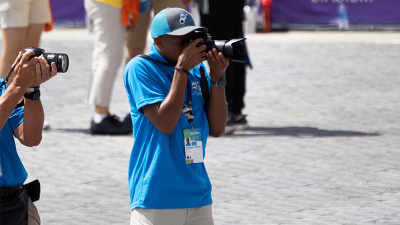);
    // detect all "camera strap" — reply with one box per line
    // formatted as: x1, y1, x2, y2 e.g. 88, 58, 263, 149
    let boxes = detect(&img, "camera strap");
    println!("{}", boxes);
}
0, 56, 22, 90
137, 55, 210, 113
